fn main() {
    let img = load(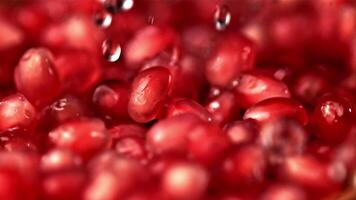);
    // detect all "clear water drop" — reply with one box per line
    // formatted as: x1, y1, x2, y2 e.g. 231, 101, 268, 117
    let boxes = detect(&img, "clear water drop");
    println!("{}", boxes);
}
94, 10, 112, 28
103, 0, 134, 13
102, 40, 121, 62
214, 5, 231, 31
